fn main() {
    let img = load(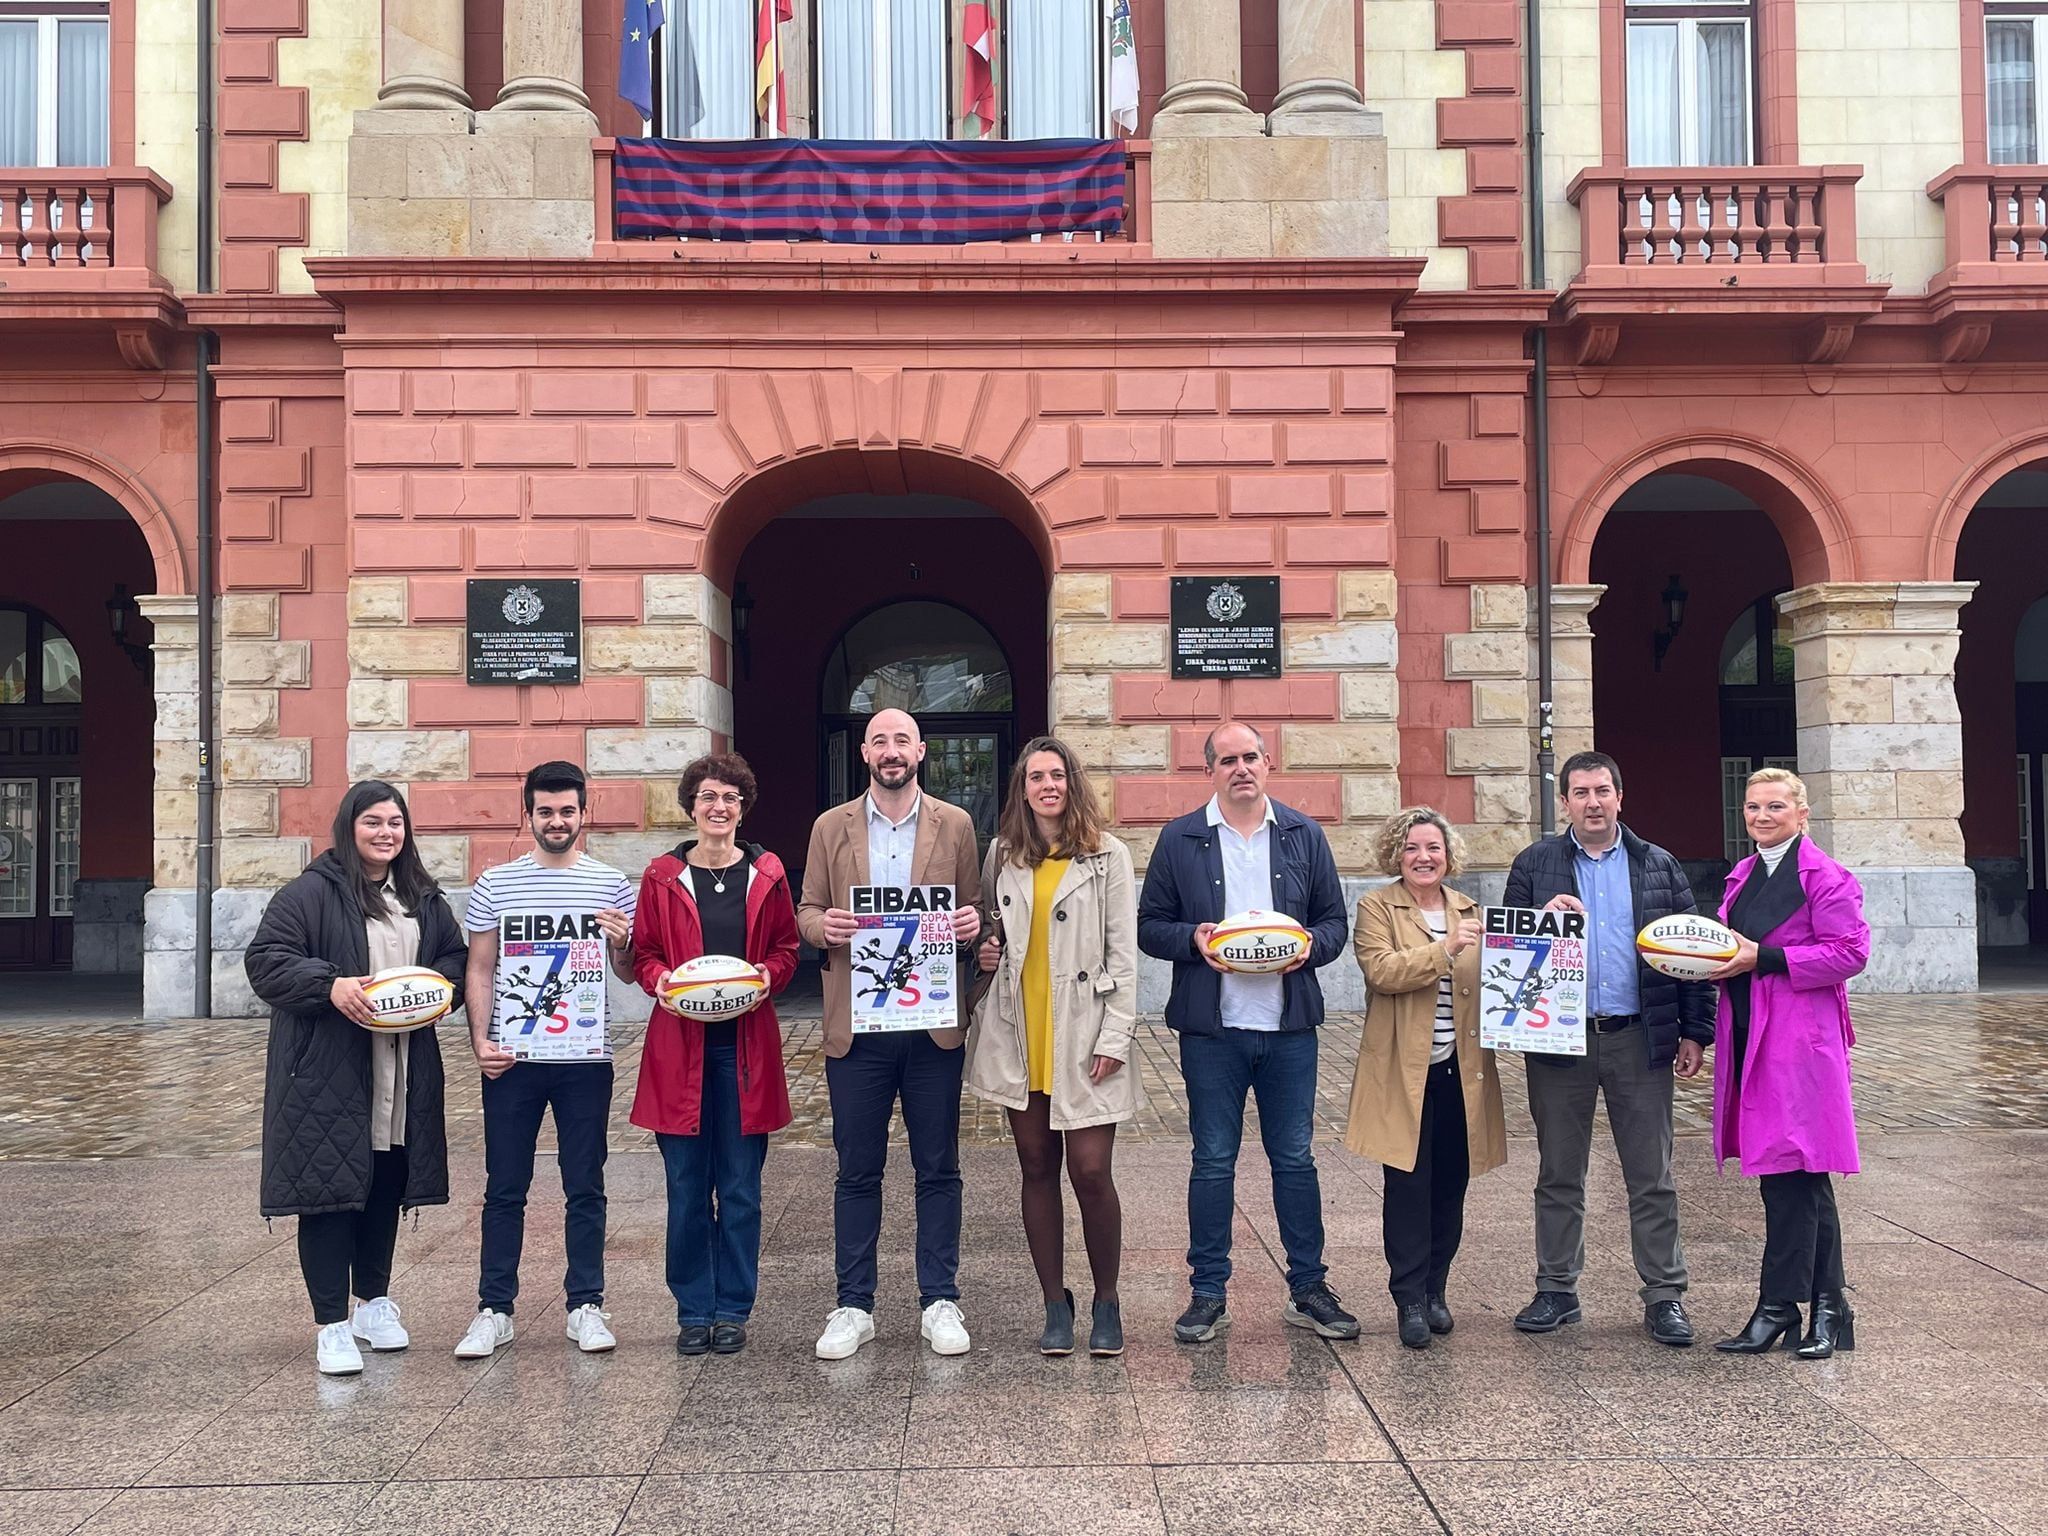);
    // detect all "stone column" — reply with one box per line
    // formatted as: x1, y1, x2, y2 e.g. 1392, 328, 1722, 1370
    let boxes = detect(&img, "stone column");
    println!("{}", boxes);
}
496, 0, 594, 114
377, 0, 470, 110
1779, 581, 1978, 992
1539, 584, 1606, 776
1271, 0, 1375, 132
1154, 0, 1262, 132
